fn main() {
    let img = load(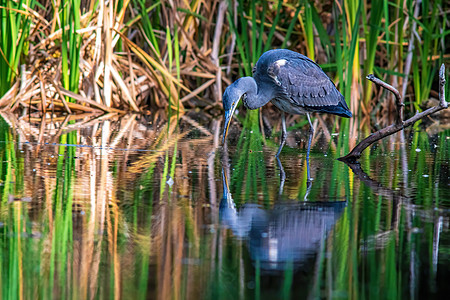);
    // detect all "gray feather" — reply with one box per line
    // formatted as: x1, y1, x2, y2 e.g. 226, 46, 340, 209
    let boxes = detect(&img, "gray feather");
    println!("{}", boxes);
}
271, 57, 341, 107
